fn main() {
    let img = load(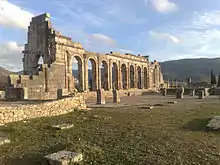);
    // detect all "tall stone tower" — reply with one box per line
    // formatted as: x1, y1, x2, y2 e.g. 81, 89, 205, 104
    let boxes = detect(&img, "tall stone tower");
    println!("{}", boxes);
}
22, 13, 53, 75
